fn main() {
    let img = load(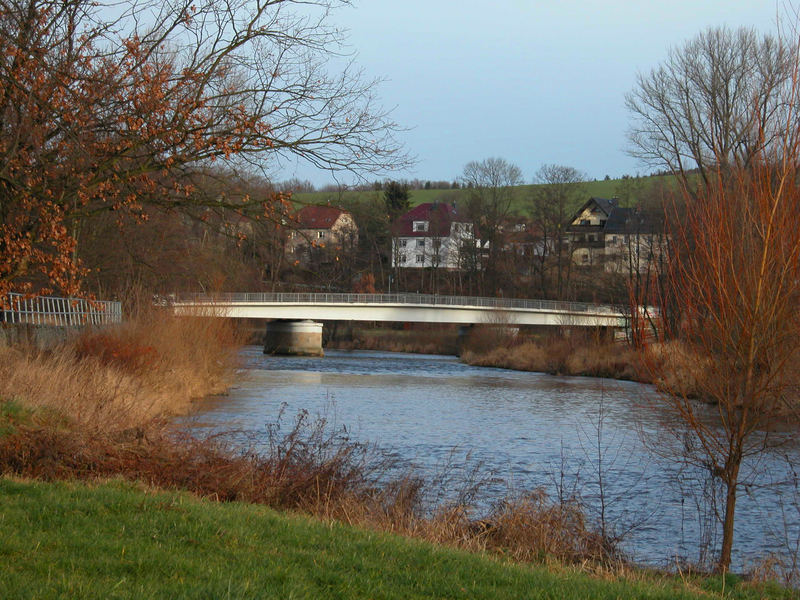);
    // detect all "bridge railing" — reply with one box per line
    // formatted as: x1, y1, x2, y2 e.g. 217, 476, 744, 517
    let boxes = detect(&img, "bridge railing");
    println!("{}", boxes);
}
172, 292, 621, 314
2, 292, 123, 326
